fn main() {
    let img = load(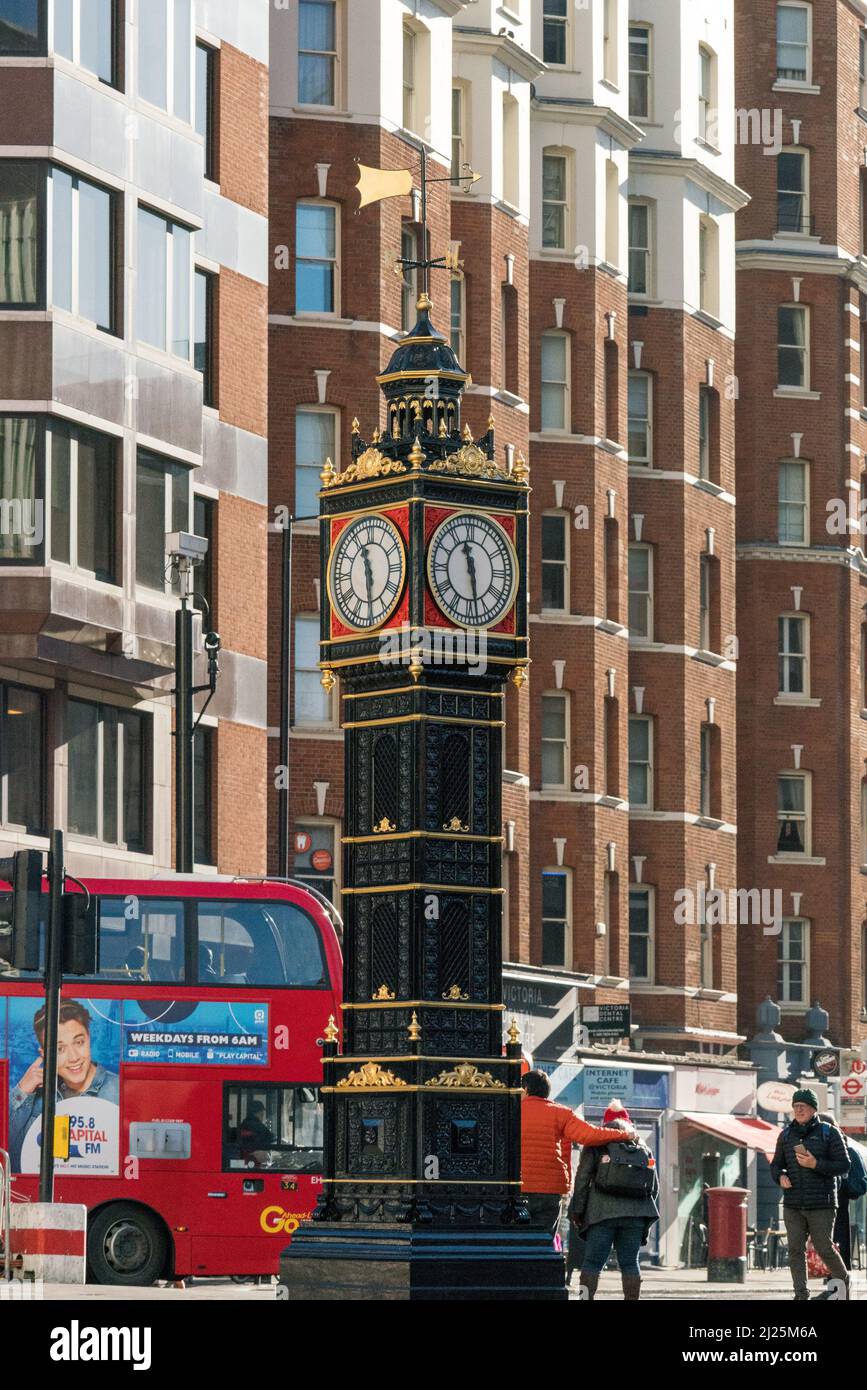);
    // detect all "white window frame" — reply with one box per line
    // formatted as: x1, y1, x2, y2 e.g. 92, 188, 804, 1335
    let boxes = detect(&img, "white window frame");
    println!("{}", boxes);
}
66, 695, 149, 852
628, 714, 653, 809
502, 93, 520, 209
778, 917, 810, 1007
540, 691, 569, 790
777, 147, 810, 235
138, 0, 194, 123
777, 770, 812, 857
402, 22, 416, 132
628, 883, 654, 983
295, 199, 340, 318
541, 510, 570, 614
698, 385, 712, 480
47, 422, 118, 582
699, 892, 714, 988
776, 1, 812, 87
605, 158, 619, 267
699, 553, 711, 651
294, 613, 336, 728
628, 199, 652, 297
293, 815, 341, 902
861, 29, 867, 111
541, 867, 572, 970
777, 304, 809, 390
135, 451, 191, 594
297, 0, 339, 109
49, 166, 116, 333
699, 724, 712, 818
778, 612, 810, 696
628, 542, 653, 640
449, 267, 465, 365
628, 369, 652, 465
540, 330, 570, 433
295, 405, 338, 527
542, 0, 568, 68
698, 44, 717, 147
778, 458, 809, 544
698, 216, 719, 318
542, 150, 569, 252
53, 0, 118, 84
136, 205, 193, 361
628, 22, 651, 121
